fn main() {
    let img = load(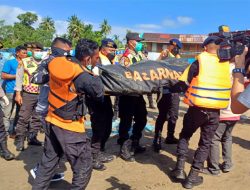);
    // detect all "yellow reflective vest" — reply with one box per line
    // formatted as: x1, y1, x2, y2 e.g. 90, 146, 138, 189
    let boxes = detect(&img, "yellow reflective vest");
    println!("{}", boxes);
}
22, 57, 39, 94
122, 49, 144, 66
183, 52, 231, 109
